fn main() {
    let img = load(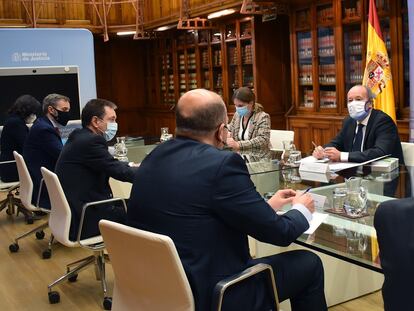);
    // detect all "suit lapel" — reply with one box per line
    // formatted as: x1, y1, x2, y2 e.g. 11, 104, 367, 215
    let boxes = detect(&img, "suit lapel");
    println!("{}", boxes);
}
363, 110, 377, 149
347, 119, 357, 151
